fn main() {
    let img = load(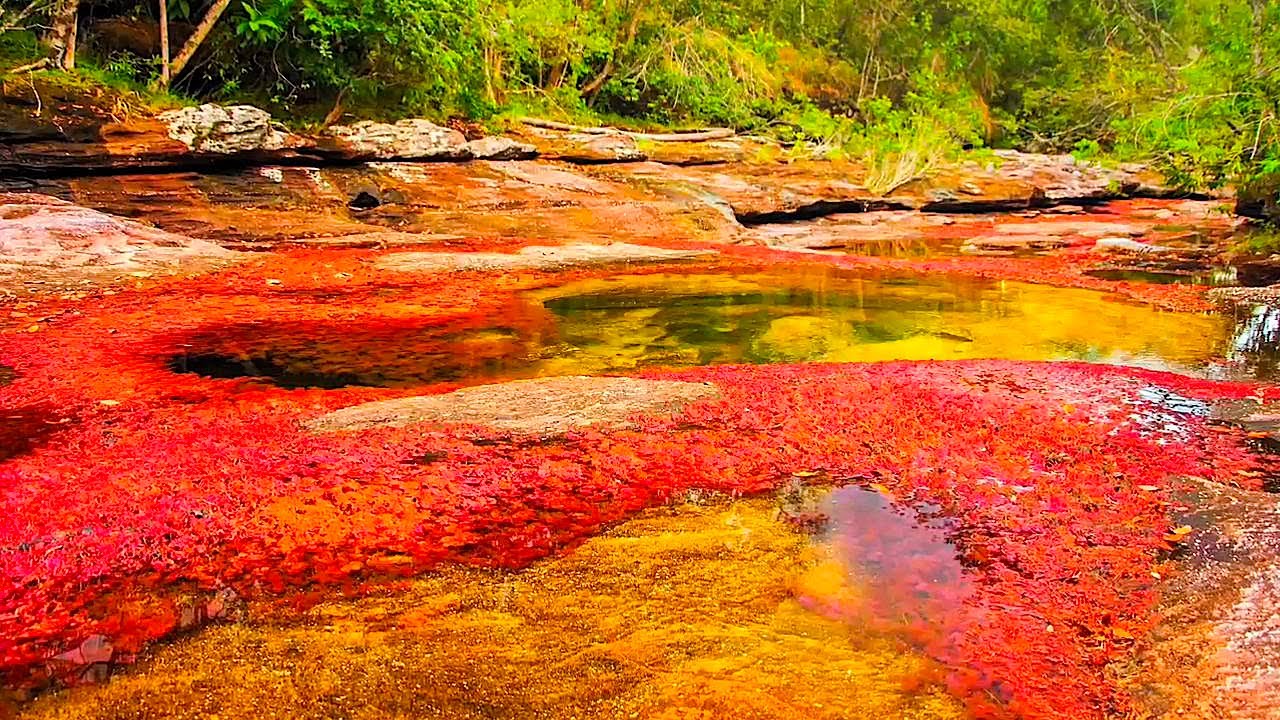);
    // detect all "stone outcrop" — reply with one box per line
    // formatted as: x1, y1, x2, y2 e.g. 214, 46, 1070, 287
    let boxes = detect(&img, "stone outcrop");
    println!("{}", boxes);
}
0, 193, 235, 278
321, 119, 471, 161
376, 242, 712, 273
306, 376, 720, 434
158, 104, 295, 154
